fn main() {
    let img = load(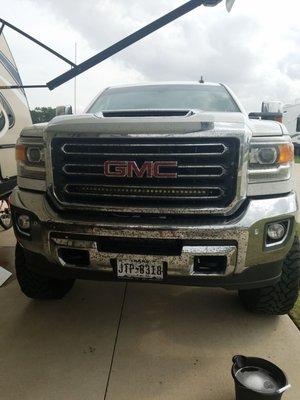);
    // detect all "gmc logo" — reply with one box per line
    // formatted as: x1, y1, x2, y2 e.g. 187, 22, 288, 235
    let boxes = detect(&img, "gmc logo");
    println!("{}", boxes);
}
104, 161, 178, 179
